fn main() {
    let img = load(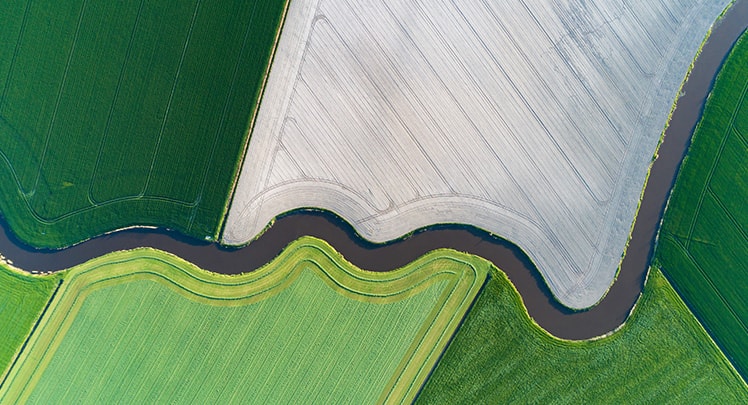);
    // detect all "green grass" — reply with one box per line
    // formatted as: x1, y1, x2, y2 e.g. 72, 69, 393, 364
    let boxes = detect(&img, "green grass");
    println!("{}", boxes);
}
0, 237, 487, 403
2, 242, 745, 402
417, 267, 747, 403
654, 31, 748, 377
0, 0, 287, 248
0, 265, 60, 381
